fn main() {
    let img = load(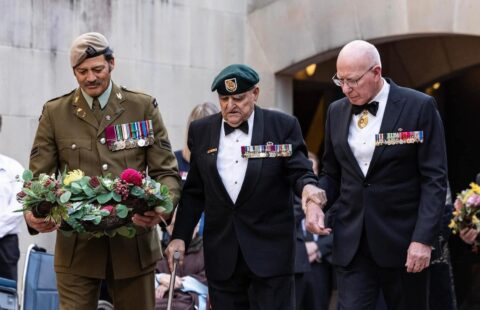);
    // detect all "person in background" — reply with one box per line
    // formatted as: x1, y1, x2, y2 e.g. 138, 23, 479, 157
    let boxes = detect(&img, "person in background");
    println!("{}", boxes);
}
173, 102, 219, 238
0, 115, 24, 282
155, 210, 207, 310
295, 151, 333, 310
